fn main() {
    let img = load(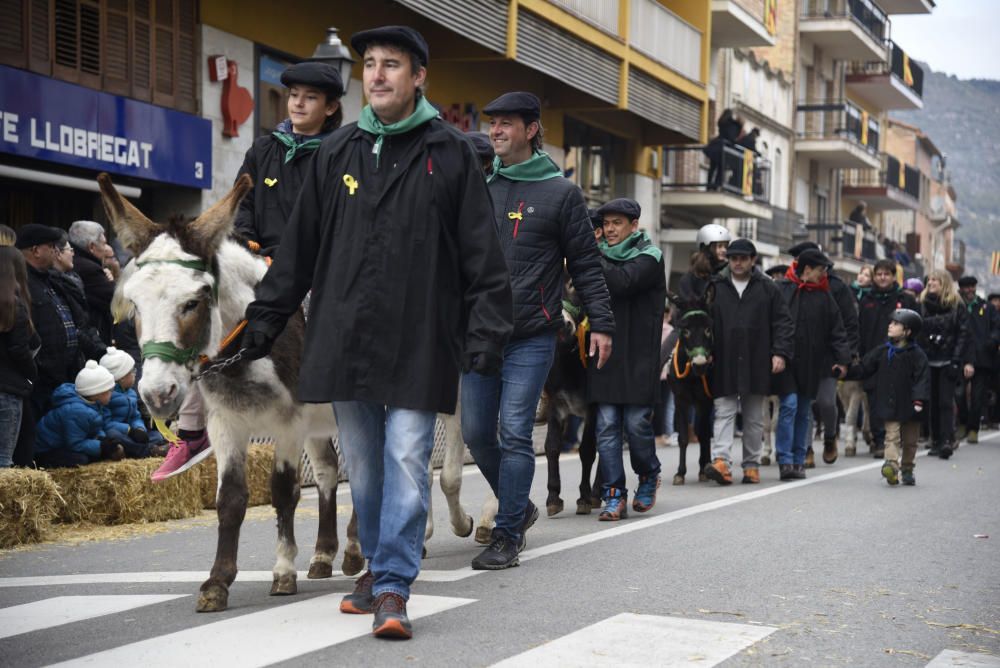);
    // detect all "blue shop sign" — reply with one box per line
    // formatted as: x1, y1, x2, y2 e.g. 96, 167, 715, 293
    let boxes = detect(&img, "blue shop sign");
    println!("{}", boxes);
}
0, 65, 212, 189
